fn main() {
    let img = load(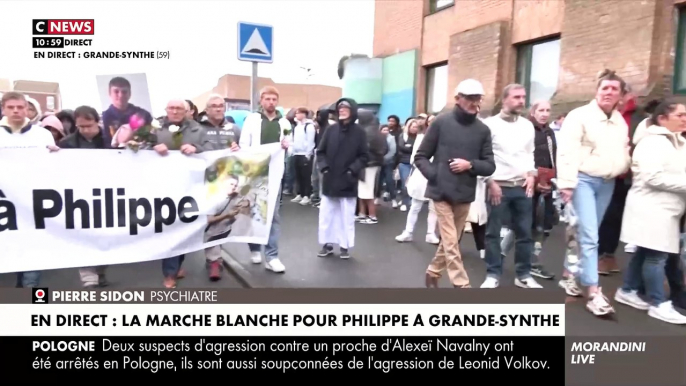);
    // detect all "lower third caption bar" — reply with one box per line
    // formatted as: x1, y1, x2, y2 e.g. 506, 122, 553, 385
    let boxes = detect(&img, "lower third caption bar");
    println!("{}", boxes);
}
3, 336, 563, 381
